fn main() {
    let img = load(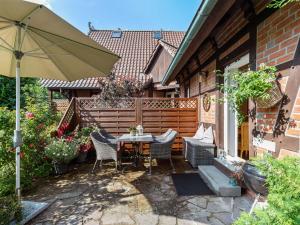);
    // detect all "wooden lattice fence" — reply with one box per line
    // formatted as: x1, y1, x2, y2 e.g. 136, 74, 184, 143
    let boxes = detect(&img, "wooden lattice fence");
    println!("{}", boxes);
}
51, 99, 69, 113
74, 97, 198, 152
